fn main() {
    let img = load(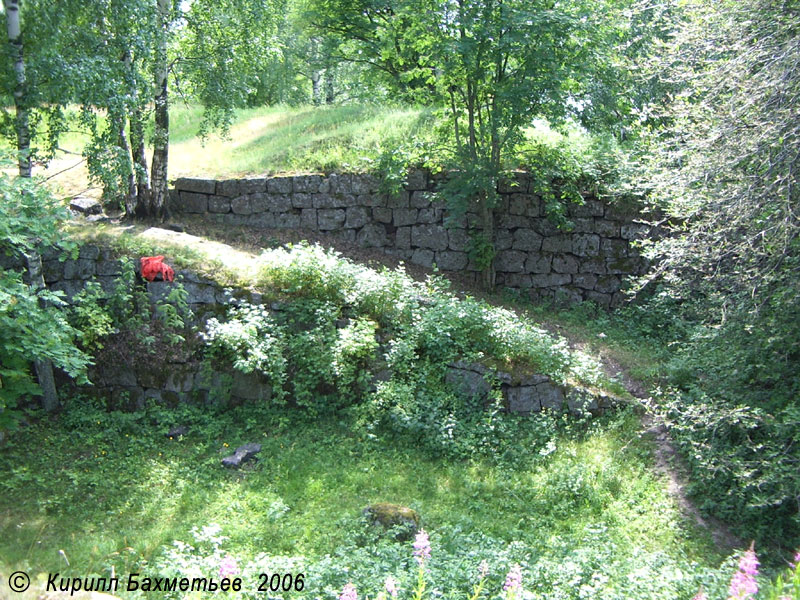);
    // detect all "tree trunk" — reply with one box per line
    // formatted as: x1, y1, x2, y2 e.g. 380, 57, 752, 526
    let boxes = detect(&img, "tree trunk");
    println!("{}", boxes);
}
4, 0, 30, 177
324, 67, 335, 104
150, 0, 170, 221
130, 107, 151, 217
119, 49, 138, 217
311, 70, 321, 105
24, 252, 59, 411
5, 0, 59, 410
